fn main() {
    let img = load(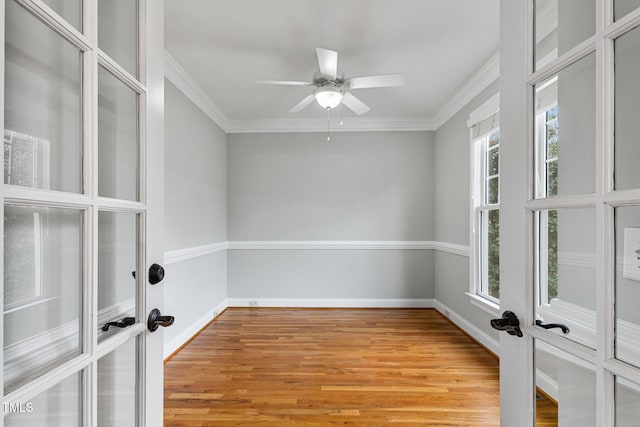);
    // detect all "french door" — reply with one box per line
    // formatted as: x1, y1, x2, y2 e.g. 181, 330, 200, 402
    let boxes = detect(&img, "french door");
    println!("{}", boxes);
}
500, 0, 640, 425
1, 0, 165, 425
